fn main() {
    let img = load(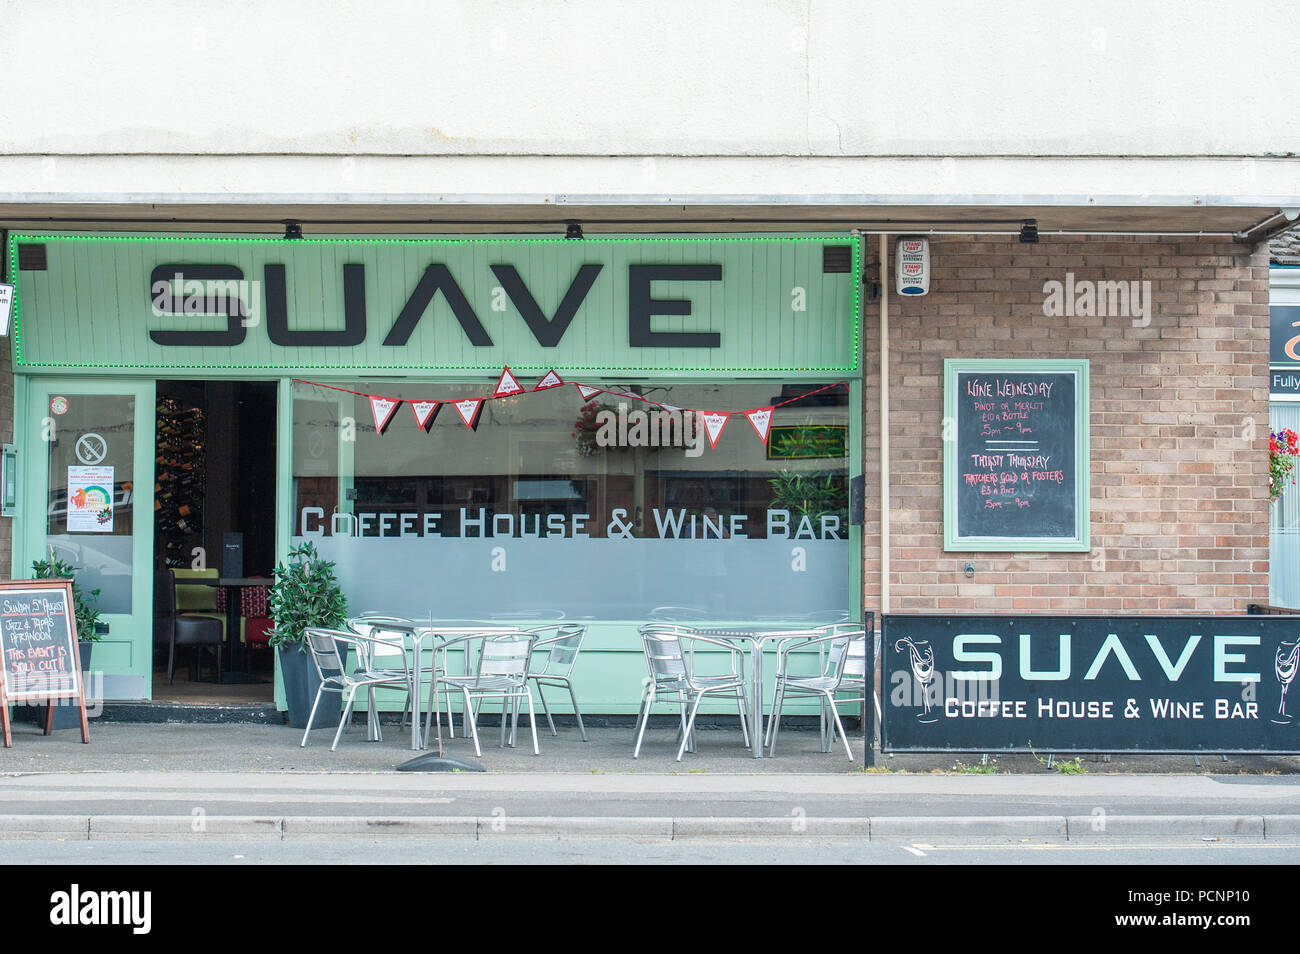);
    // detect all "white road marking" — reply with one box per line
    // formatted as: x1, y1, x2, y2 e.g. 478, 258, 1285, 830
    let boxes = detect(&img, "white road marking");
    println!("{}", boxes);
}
908, 842, 1300, 851
901, 845, 926, 856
